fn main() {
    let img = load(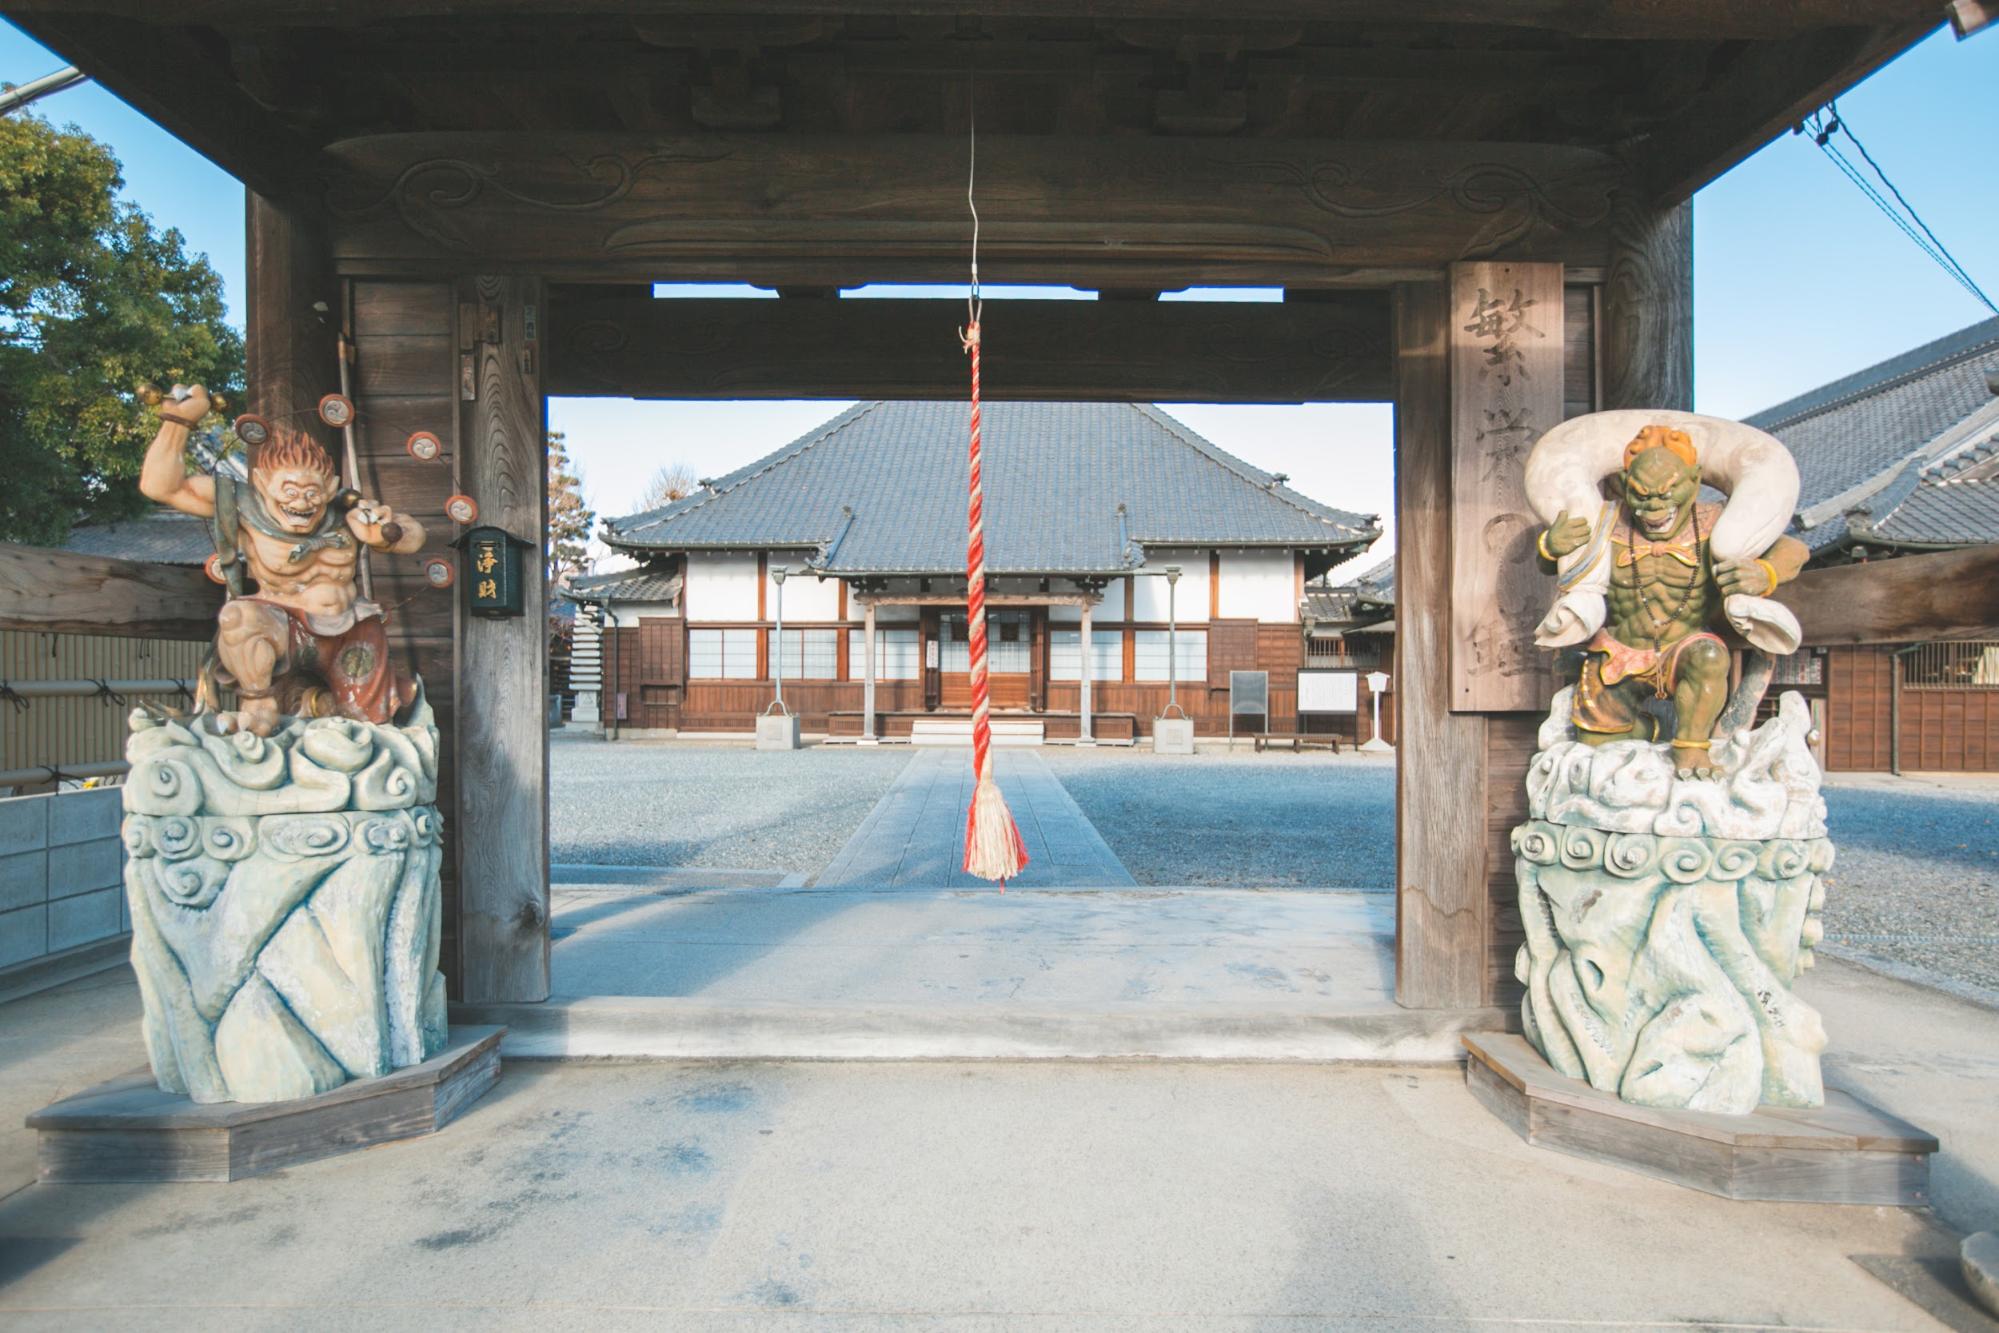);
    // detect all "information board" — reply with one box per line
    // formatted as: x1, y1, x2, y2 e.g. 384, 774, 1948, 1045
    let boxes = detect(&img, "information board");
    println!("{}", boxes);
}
1298, 669, 1359, 714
